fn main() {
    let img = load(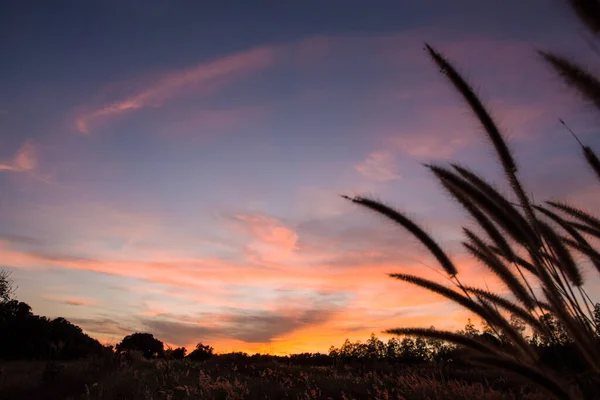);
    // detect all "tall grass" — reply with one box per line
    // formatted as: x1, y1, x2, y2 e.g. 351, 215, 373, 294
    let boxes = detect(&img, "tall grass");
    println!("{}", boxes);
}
343, 1, 600, 398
